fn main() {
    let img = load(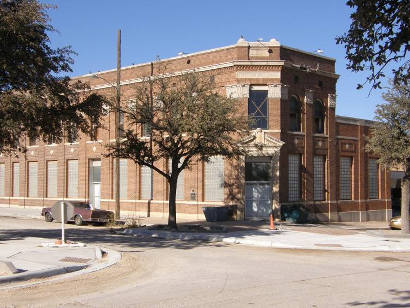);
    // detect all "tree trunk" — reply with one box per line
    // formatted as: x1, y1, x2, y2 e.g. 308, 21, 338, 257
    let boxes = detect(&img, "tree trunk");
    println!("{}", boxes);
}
168, 176, 178, 230
401, 173, 410, 234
